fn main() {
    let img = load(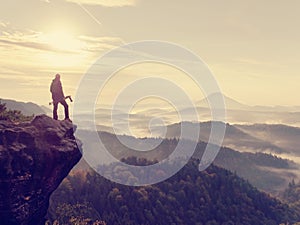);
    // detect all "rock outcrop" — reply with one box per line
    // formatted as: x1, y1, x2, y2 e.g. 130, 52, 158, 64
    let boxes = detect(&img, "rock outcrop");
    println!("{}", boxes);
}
0, 115, 82, 225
